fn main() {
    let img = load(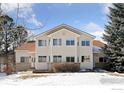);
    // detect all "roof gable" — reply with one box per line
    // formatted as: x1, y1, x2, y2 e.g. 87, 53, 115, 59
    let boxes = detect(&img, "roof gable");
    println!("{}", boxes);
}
35, 24, 95, 39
